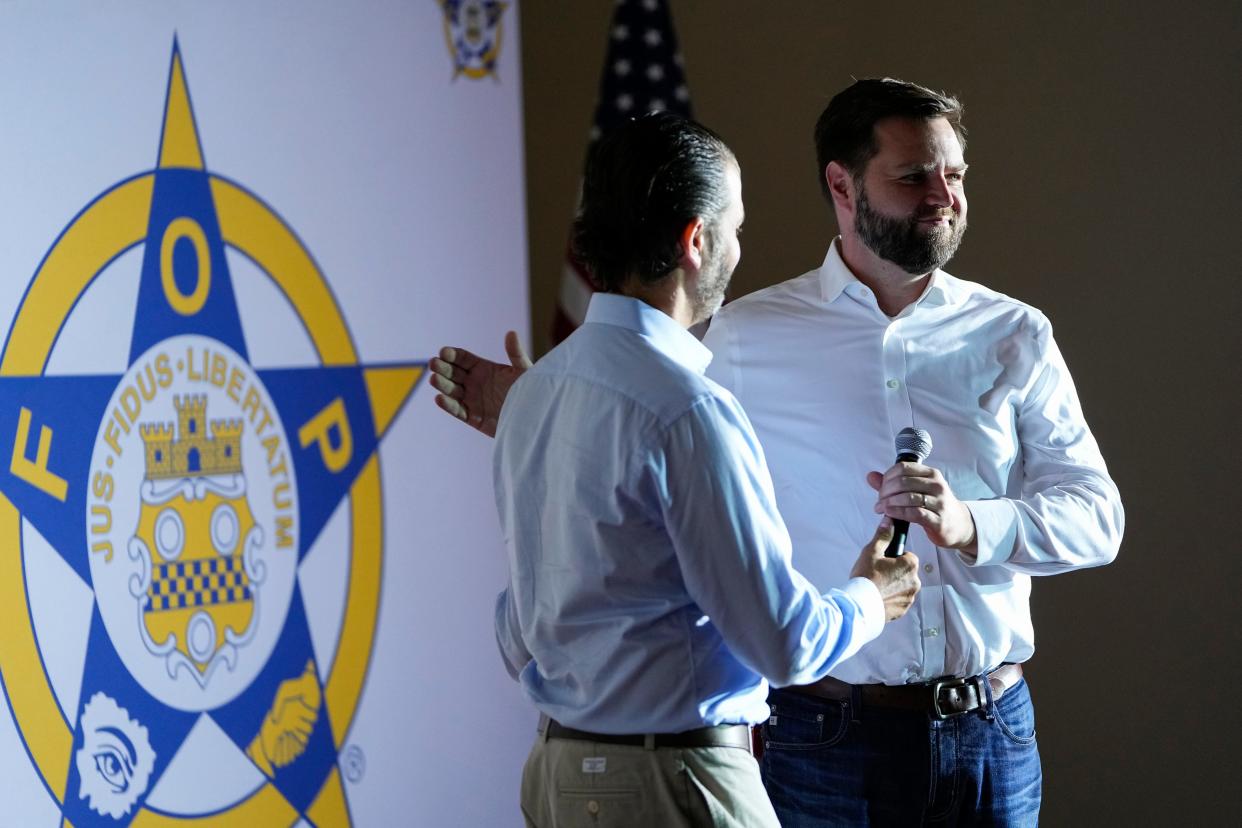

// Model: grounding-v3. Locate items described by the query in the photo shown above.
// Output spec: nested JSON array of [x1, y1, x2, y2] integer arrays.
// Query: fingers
[[871, 463, 947, 521], [871, 466, 939, 503], [875, 504, 934, 529], [877, 463, 939, 491], [291, 704, 317, 731], [434, 393, 469, 422], [429, 357, 465, 392], [874, 493, 935, 515], [435, 393, 488, 431], [867, 517, 895, 550], [874, 491, 938, 511], [504, 330, 533, 370], [896, 553, 921, 597], [437, 344, 484, 372], [295, 662, 322, 705], [878, 552, 922, 620], [428, 370, 465, 401], [881, 461, 936, 480]]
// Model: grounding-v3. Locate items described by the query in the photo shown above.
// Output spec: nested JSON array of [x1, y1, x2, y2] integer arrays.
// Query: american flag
[[550, 0, 693, 345]]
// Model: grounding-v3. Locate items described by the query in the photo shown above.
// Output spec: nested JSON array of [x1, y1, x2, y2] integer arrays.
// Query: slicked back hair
[[814, 78, 966, 199], [573, 112, 736, 293]]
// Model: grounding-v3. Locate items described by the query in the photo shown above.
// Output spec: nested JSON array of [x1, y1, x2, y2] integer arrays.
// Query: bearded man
[[699, 78, 1123, 825]]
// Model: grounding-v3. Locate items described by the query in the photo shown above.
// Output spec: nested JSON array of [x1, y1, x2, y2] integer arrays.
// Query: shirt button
[[886, 379, 899, 389], [925, 627, 940, 637], [587, 800, 600, 815], [924, 564, 934, 573]]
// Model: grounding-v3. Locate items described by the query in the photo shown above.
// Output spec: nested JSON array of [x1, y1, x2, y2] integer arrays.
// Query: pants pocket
[[762, 696, 849, 751], [993, 680, 1037, 745]]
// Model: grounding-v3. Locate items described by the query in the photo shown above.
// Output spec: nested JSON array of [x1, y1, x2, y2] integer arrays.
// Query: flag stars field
[[552, 0, 693, 342]]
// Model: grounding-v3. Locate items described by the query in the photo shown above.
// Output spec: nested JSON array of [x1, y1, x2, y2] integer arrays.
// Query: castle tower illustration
[[140, 394, 242, 479], [134, 394, 258, 677]]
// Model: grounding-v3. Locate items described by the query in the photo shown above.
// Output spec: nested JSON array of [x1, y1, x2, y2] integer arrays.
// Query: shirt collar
[[818, 237, 963, 308], [584, 293, 714, 375]]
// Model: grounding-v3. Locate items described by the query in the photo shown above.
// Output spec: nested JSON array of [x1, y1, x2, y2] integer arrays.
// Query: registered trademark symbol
[[344, 744, 366, 783]]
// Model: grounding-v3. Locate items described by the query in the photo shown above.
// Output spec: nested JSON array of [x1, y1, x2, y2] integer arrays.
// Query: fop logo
[[0, 40, 422, 826], [440, 0, 508, 79]]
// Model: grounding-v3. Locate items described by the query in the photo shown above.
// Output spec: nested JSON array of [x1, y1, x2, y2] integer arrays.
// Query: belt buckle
[[929, 676, 976, 720]]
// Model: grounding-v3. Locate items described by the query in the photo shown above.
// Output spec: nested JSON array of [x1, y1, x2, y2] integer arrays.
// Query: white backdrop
[[0, 2, 532, 826]]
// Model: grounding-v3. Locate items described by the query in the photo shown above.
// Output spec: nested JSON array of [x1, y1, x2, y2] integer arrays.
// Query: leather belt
[[791, 663, 1024, 720], [543, 718, 753, 751]]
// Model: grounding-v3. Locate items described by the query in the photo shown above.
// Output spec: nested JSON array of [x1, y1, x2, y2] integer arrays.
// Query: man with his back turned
[[482, 113, 920, 827]]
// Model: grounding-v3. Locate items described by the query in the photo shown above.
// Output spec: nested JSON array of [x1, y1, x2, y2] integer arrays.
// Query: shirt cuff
[[963, 499, 1021, 567], [841, 576, 886, 645]]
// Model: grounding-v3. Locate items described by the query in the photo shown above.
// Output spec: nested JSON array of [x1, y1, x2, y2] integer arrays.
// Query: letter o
[[160, 216, 211, 315]]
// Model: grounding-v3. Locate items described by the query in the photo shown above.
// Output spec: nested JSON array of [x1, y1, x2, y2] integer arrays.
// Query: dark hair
[[814, 78, 966, 198], [572, 112, 736, 293]]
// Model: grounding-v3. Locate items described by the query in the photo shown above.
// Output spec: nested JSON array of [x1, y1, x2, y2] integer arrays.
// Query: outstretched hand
[[429, 331, 532, 438]]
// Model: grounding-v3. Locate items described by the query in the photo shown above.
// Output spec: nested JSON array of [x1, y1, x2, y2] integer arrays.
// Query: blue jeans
[[760, 679, 1041, 826]]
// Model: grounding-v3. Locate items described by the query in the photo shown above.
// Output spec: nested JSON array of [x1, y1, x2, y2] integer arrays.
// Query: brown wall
[[520, 2, 1241, 821]]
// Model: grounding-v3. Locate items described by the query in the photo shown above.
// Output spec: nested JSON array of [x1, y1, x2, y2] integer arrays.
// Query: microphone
[[884, 427, 934, 558]]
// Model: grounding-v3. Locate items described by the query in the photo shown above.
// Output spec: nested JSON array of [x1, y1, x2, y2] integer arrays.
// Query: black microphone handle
[[883, 450, 923, 557]]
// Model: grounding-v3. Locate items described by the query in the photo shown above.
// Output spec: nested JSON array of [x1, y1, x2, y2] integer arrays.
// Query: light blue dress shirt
[[492, 293, 883, 734]]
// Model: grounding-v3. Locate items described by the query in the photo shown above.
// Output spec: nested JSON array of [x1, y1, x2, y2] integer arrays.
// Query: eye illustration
[[75, 693, 156, 818], [92, 752, 131, 793], [91, 726, 138, 794]]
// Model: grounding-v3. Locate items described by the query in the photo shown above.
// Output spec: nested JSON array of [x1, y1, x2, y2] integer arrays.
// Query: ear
[[825, 161, 855, 213], [678, 216, 707, 273]]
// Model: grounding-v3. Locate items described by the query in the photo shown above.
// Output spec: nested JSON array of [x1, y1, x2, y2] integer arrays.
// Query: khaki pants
[[520, 728, 780, 828]]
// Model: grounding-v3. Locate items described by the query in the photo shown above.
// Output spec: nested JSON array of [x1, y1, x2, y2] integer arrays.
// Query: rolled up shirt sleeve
[[964, 324, 1124, 574], [659, 394, 886, 688]]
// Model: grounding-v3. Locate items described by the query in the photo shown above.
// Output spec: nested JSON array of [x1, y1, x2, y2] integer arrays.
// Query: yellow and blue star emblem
[[0, 39, 422, 826]]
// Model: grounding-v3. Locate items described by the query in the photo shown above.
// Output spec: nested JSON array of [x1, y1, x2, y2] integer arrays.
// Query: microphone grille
[[895, 427, 933, 462]]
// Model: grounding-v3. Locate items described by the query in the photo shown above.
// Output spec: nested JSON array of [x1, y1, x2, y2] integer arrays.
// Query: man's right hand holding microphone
[[852, 520, 922, 621]]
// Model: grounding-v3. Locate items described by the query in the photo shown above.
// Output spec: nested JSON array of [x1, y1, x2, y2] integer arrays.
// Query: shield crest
[[129, 393, 265, 686]]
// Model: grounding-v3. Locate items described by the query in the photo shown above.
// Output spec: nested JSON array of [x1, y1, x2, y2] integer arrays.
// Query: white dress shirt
[[703, 240, 1124, 685], [492, 293, 885, 733]]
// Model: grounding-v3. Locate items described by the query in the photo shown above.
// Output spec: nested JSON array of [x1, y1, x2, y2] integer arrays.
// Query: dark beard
[[692, 228, 731, 322], [855, 184, 966, 275]]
